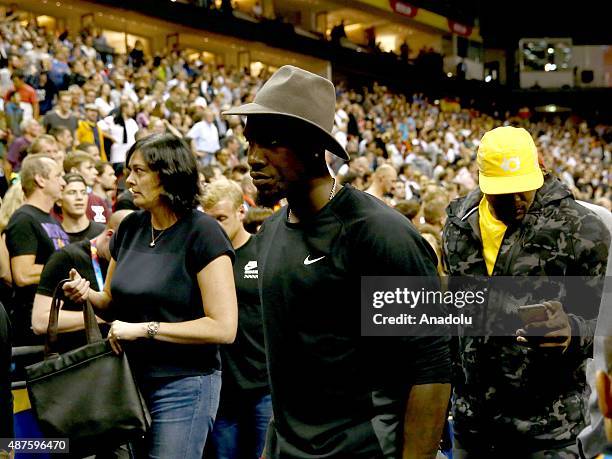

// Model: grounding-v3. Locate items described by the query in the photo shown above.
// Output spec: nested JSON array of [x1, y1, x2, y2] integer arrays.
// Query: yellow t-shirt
[[76, 120, 108, 162], [479, 197, 507, 275]]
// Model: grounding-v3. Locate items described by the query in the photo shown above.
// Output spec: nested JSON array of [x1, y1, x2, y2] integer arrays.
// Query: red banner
[[447, 19, 473, 37], [389, 0, 418, 18]]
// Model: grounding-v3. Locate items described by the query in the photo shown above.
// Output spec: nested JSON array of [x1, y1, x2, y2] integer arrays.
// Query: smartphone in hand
[[517, 304, 548, 325], [517, 304, 550, 345]]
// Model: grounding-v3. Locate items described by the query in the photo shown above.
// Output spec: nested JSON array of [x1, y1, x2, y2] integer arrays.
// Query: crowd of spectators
[[0, 5, 611, 458], [0, 5, 610, 337]]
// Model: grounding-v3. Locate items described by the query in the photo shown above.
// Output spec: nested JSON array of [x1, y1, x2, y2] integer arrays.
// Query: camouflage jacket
[[442, 174, 610, 452]]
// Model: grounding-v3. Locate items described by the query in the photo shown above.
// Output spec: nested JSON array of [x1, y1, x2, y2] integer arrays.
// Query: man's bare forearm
[[402, 383, 451, 459], [14, 264, 43, 287]]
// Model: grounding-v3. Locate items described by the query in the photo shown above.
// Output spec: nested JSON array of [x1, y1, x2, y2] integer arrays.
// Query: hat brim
[[479, 169, 544, 195], [223, 103, 349, 161]]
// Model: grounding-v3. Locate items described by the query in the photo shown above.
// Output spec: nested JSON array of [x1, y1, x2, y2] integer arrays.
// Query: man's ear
[[33, 173, 46, 190], [596, 370, 612, 418], [238, 204, 247, 222], [70, 167, 78, 174]]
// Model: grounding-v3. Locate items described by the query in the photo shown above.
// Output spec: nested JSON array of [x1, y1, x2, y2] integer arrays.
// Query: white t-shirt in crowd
[[101, 116, 139, 164], [188, 120, 220, 154], [95, 98, 115, 117]]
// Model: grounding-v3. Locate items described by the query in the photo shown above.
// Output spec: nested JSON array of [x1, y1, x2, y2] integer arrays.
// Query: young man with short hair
[[92, 160, 116, 205], [224, 66, 451, 459], [42, 90, 78, 135], [57, 174, 105, 242], [76, 142, 101, 160], [64, 151, 98, 187], [4, 154, 69, 344], [203, 180, 271, 459], [64, 151, 111, 223], [391, 179, 407, 202], [49, 125, 74, 156]]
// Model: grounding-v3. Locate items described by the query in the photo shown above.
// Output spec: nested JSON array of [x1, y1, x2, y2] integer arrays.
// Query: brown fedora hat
[[222, 65, 349, 160]]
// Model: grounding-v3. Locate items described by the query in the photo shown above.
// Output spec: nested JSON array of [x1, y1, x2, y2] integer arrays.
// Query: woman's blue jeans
[[139, 371, 222, 459]]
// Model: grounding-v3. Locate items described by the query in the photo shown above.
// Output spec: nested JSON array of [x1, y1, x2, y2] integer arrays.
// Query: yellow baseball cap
[[477, 126, 544, 195]]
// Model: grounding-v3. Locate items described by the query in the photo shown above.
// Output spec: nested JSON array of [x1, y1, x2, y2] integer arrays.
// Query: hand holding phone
[[517, 304, 548, 325], [515, 301, 571, 349]]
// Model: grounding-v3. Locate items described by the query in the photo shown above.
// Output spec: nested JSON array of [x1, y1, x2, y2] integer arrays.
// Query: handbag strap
[[45, 278, 104, 359]]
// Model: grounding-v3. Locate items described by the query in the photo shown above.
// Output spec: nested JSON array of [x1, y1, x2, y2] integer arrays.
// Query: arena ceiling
[[405, 0, 608, 47]]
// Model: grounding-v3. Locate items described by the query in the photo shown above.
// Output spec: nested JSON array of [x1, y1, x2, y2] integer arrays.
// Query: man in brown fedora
[[224, 65, 451, 459]]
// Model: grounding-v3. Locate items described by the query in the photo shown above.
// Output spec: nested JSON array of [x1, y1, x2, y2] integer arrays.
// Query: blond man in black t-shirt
[[203, 180, 271, 459], [5, 154, 69, 344]]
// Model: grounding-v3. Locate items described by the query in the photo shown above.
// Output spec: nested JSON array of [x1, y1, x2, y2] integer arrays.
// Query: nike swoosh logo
[[304, 255, 325, 265]]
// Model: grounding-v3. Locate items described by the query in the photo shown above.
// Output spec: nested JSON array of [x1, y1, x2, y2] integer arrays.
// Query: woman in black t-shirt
[[64, 133, 237, 459]]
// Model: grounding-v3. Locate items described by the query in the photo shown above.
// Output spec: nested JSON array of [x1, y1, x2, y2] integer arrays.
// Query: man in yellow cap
[[443, 126, 609, 457]]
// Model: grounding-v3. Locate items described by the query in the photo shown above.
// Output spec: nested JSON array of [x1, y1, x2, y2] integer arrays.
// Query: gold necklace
[[288, 177, 337, 222], [150, 226, 166, 247]]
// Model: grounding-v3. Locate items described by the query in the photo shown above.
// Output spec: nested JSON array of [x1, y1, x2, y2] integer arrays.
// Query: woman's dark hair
[[126, 133, 199, 215]]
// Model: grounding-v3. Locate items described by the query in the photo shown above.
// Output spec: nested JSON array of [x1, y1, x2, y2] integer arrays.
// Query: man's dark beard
[[494, 209, 520, 226], [256, 188, 282, 208], [489, 202, 522, 225]]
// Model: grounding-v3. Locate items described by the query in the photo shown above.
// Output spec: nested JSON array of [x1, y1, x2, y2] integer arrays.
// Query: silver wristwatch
[[147, 321, 160, 339]]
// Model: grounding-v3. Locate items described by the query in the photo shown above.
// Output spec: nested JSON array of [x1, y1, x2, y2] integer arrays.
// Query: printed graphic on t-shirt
[[244, 261, 258, 279], [91, 205, 107, 223], [41, 223, 70, 250]]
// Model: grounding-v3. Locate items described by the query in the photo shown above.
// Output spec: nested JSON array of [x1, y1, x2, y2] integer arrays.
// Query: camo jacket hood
[[442, 174, 610, 451]]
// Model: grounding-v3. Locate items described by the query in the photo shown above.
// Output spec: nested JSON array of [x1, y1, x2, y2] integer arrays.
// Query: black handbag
[[25, 279, 151, 454]]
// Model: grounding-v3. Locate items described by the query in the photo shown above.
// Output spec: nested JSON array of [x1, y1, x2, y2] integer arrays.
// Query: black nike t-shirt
[[109, 209, 234, 378], [66, 221, 105, 243], [4, 204, 70, 344], [257, 185, 451, 459], [37, 239, 109, 352], [220, 235, 269, 400]]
